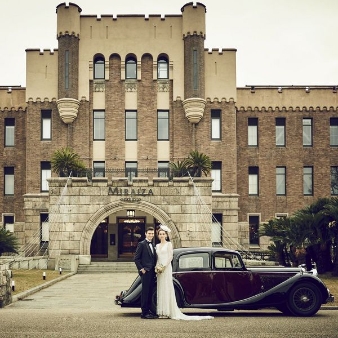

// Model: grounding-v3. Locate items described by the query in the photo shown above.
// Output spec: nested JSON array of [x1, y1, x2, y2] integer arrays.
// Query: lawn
[[10, 269, 62, 295]]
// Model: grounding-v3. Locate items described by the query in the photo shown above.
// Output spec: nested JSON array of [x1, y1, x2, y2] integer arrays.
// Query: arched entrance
[[81, 200, 180, 260]]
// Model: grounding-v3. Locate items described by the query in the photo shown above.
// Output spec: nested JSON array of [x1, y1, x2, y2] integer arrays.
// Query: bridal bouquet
[[155, 264, 165, 274]]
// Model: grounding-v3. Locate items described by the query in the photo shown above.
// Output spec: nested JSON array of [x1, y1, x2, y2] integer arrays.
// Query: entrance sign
[[108, 187, 154, 196]]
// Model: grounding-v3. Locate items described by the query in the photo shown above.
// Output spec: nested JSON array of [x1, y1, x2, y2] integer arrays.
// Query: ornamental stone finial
[[56, 98, 80, 124]]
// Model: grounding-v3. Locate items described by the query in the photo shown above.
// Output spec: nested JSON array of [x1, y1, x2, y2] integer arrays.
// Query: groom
[[134, 227, 158, 319]]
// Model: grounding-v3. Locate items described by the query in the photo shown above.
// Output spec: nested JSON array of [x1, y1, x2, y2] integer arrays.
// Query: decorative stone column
[[56, 98, 80, 124]]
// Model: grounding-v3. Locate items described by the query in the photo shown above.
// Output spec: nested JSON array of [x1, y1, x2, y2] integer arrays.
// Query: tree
[[0, 228, 18, 256], [293, 198, 333, 274], [169, 160, 189, 177], [51, 147, 87, 177], [185, 150, 211, 177]]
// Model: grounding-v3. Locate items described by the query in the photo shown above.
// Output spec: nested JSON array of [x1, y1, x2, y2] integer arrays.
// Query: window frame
[[303, 118, 313, 147], [40, 213, 49, 243], [4, 118, 15, 147], [157, 56, 168, 79], [248, 215, 260, 246], [303, 166, 313, 196], [125, 56, 137, 79], [158, 161, 169, 177], [4, 167, 14, 196], [41, 161, 51, 192], [211, 161, 222, 192], [41, 110, 52, 141], [3, 214, 14, 232], [93, 110, 105, 141], [212, 213, 223, 247], [248, 166, 259, 195], [125, 110, 137, 141], [275, 117, 286, 147], [125, 162, 138, 181], [211, 110, 221, 140], [276, 166, 286, 195], [157, 110, 169, 141], [93, 161, 105, 177], [330, 166, 338, 195], [330, 117, 338, 146], [248, 118, 258, 146], [94, 56, 105, 79]]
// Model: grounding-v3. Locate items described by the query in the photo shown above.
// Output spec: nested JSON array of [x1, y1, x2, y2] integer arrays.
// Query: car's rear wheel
[[286, 282, 322, 317]]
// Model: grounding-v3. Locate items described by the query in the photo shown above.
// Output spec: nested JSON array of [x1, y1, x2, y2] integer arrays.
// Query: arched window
[[157, 56, 168, 79], [94, 56, 105, 79], [126, 56, 137, 79]]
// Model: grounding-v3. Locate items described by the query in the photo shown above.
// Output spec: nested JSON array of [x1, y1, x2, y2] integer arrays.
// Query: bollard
[[59, 267, 62, 275], [43, 271, 46, 280], [11, 280, 15, 292]]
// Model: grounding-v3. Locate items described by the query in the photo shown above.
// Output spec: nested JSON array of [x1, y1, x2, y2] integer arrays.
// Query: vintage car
[[115, 247, 334, 317]]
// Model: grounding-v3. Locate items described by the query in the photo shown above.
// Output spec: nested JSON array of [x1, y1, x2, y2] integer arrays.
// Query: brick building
[[0, 2, 337, 264]]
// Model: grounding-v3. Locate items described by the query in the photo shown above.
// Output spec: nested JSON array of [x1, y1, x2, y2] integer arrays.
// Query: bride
[[155, 225, 213, 320]]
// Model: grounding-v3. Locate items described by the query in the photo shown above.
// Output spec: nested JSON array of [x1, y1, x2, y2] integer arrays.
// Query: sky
[[1, 0, 337, 88]]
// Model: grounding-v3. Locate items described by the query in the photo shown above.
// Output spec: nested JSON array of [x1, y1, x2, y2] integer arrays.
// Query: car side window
[[178, 253, 210, 271], [214, 253, 243, 270]]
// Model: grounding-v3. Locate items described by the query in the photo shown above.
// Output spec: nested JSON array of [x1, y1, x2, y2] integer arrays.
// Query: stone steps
[[77, 262, 136, 274]]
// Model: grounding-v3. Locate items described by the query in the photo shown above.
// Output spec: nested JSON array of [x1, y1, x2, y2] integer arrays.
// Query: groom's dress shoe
[[141, 313, 156, 319], [149, 311, 159, 318]]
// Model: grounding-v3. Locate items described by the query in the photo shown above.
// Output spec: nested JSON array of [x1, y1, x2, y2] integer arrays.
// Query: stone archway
[[80, 200, 181, 256]]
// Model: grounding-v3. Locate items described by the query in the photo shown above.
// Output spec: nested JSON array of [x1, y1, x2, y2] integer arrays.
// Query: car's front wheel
[[286, 282, 322, 317]]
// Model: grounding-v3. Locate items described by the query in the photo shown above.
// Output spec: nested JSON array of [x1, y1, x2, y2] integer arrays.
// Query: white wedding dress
[[155, 241, 213, 320]]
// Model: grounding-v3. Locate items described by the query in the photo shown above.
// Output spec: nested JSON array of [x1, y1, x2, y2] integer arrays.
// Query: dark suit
[[134, 239, 157, 315]]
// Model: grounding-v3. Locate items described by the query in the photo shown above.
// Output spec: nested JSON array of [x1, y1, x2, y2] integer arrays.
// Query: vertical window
[[157, 56, 168, 79], [126, 56, 137, 79], [65, 50, 69, 89], [93, 161, 105, 177], [303, 166, 313, 195], [276, 117, 285, 146], [93, 110, 105, 140], [249, 166, 259, 195], [158, 162, 169, 177], [212, 214, 222, 246], [331, 166, 338, 195], [157, 110, 169, 140], [193, 49, 198, 90], [303, 118, 313, 146], [248, 118, 258, 146], [249, 215, 260, 245], [126, 110, 137, 140], [125, 162, 137, 181], [4, 167, 14, 195], [330, 118, 338, 146], [211, 110, 221, 140], [41, 162, 51, 192], [40, 213, 49, 243], [276, 166, 286, 195], [94, 56, 105, 79], [3, 215, 14, 232], [5, 118, 15, 147], [41, 110, 51, 140], [211, 161, 222, 192]]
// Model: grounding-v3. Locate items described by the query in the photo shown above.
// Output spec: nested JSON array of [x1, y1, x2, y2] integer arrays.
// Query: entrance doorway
[[118, 218, 145, 258], [90, 219, 108, 259]]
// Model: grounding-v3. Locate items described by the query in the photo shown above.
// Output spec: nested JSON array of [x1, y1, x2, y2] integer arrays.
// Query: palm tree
[[293, 198, 333, 274], [169, 160, 189, 177], [0, 228, 18, 256], [51, 147, 87, 177], [323, 197, 338, 276], [185, 150, 211, 177]]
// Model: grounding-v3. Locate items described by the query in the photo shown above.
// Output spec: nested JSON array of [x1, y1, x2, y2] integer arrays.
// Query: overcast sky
[[1, 0, 337, 87]]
